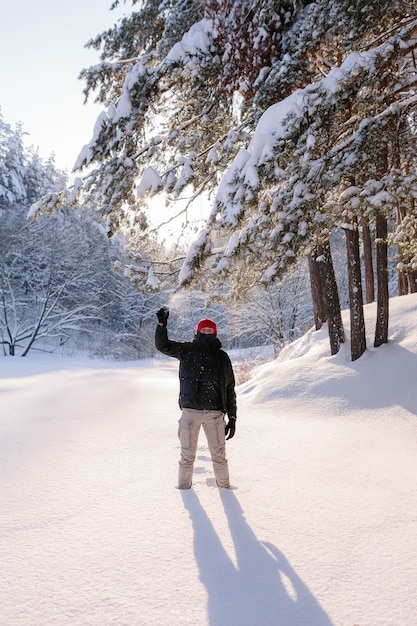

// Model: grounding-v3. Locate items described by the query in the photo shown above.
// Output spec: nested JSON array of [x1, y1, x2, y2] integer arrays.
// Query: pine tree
[[180, 0, 417, 357]]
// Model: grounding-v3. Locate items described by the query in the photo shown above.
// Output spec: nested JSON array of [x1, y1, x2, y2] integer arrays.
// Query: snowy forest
[[3, 0, 417, 359]]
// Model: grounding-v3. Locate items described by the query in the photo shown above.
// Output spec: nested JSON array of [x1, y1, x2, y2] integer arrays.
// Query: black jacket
[[155, 325, 237, 418]]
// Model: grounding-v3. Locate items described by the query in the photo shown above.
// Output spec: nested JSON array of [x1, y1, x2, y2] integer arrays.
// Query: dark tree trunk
[[409, 272, 417, 293], [361, 217, 374, 303], [317, 241, 345, 355], [308, 251, 326, 330], [398, 270, 408, 296], [345, 220, 366, 361], [374, 214, 389, 347]]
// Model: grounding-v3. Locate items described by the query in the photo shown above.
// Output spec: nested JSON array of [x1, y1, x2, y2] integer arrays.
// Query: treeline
[[0, 112, 161, 357], [1, 111, 319, 357]]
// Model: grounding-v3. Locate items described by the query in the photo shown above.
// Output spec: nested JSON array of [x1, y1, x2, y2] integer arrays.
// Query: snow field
[[1, 294, 417, 625]]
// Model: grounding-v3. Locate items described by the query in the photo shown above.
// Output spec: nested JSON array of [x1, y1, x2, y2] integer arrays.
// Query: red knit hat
[[196, 318, 217, 336]]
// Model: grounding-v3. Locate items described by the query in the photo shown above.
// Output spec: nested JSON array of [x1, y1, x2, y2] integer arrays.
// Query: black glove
[[225, 418, 236, 440], [156, 306, 169, 325]]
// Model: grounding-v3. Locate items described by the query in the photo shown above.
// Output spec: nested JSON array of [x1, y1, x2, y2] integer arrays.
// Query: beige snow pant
[[177, 408, 230, 489]]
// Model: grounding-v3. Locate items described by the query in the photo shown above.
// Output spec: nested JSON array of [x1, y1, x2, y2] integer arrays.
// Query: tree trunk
[[345, 221, 366, 361], [317, 241, 345, 355], [374, 214, 389, 347], [398, 270, 408, 296], [308, 251, 326, 330], [361, 217, 374, 303], [409, 272, 417, 293]]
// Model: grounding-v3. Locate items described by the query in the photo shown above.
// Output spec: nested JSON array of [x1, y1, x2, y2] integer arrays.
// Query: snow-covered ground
[[1, 294, 417, 626]]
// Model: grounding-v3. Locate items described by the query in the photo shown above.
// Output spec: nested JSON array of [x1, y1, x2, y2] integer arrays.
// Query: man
[[155, 306, 237, 489]]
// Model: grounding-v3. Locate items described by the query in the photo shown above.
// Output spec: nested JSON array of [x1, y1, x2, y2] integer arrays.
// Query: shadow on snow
[[181, 489, 333, 626]]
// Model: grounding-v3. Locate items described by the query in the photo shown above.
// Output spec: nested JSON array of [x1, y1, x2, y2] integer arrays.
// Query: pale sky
[[0, 0, 127, 172]]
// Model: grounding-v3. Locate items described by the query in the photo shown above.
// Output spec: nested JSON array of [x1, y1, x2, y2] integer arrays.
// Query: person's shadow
[[181, 490, 334, 626]]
